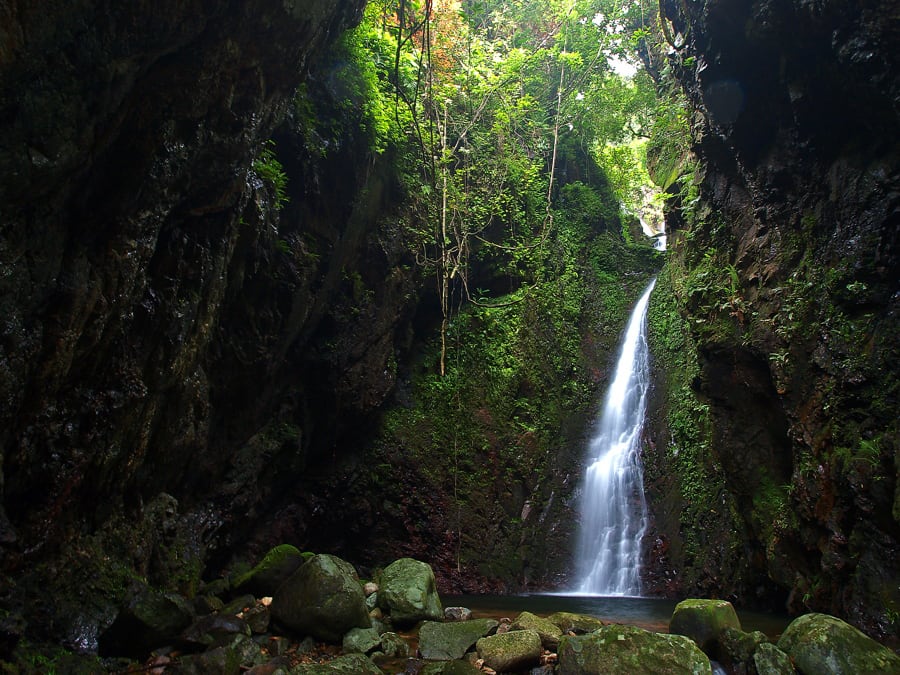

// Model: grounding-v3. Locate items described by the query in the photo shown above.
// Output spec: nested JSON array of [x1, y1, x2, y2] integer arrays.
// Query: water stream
[[573, 279, 656, 596]]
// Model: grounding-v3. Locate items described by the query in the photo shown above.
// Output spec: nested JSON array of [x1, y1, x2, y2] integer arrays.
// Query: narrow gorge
[[0, 0, 897, 670]]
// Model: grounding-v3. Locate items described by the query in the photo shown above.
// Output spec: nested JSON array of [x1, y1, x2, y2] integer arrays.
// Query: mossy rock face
[[476, 629, 542, 673], [777, 613, 900, 675], [669, 599, 741, 656], [547, 611, 606, 634], [511, 611, 564, 649], [753, 642, 795, 675], [233, 544, 305, 597], [270, 554, 370, 642], [377, 558, 443, 627], [557, 624, 712, 675], [290, 652, 384, 674], [418, 618, 499, 660]]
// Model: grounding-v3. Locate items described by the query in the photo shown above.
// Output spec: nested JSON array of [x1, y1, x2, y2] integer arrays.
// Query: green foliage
[[252, 140, 288, 210]]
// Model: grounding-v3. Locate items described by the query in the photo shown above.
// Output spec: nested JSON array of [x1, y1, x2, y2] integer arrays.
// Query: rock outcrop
[[645, 0, 899, 643], [0, 0, 433, 651]]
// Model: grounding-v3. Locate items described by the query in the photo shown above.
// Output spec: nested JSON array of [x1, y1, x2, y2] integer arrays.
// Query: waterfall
[[574, 278, 656, 596]]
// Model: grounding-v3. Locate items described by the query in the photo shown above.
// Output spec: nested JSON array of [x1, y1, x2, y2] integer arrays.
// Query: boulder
[[557, 624, 712, 674], [444, 606, 473, 622], [166, 645, 242, 674], [511, 611, 564, 649], [777, 613, 900, 675], [379, 631, 410, 658], [377, 558, 443, 626], [290, 653, 384, 674], [180, 613, 250, 649], [753, 642, 795, 675], [669, 599, 741, 656], [547, 611, 606, 634], [98, 588, 194, 657], [233, 545, 307, 597], [419, 661, 483, 674], [342, 626, 382, 654], [270, 554, 370, 642], [418, 618, 499, 660], [476, 629, 542, 673], [718, 627, 769, 674]]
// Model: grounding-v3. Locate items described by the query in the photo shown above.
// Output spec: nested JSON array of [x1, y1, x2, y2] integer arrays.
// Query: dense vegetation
[[274, 0, 670, 588]]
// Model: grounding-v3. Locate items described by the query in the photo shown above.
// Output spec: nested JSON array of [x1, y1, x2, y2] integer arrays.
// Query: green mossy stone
[[557, 624, 712, 675], [98, 588, 193, 657], [377, 558, 443, 627], [476, 629, 542, 673], [290, 653, 384, 674], [547, 611, 606, 634], [270, 554, 370, 643], [777, 613, 900, 675], [418, 618, 499, 660], [669, 599, 741, 656], [168, 645, 243, 674], [718, 627, 769, 672], [753, 642, 795, 675], [233, 544, 306, 597], [511, 611, 564, 649], [379, 631, 410, 658], [419, 660, 483, 674], [342, 626, 382, 654]]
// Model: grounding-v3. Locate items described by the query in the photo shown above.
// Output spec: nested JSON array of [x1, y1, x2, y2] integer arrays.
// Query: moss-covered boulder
[[290, 653, 384, 674], [378, 631, 410, 658], [718, 627, 770, 673], [476, 629, 542, 672], [418, 618, 499, 660], [98, 587, 194, 657], [777, 613, 900, 674], [547, 611, 606, 634], [511, 611, 564, 649], [168, 644, 243, 674], [270, 554, 370, 642], [233, 544, 307, 597], [419, 660, 483, 674], [180, 613, 250, 649], [557, 624, 712, 674], [342, 626, 382, 654], [754, 642, 795, 675], [669, 599, 741, 656], [377, 558, 443, 626]]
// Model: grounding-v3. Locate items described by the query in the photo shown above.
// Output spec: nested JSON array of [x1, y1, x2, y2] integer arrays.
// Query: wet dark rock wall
[[646, 0, 899, 642], [0, 0, 435, 650]]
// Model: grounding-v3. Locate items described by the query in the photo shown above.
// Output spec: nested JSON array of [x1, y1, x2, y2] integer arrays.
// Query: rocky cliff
[[645, 0, 898, 643], [0, 0, 437, 650]]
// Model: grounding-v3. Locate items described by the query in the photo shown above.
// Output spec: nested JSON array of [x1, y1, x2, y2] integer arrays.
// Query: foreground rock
[[547, 611, 606, 634], [377, 558, 443, 626], [418, 618, 499, 660], [98, 587, 193, 657], [557, 624, 712, 674], [476, 629, 543, 672], [290, 653, 384, 674], [777, 613, 900, 674], [270, 554, 370, 642], [233, 544, 308, 597], [669, 598, 741, 657], [511, 611, 563, 649]]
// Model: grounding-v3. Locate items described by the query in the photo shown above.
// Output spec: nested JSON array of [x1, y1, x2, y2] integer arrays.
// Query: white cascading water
[[574, 278, 656, 596]]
